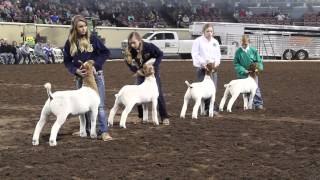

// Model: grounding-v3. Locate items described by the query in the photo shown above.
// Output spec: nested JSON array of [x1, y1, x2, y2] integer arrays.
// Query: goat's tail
[[224, 83, 230, 88], [44, 83, 53, 100], [185, 81, 193, 88], [115, 93, 119, 98]]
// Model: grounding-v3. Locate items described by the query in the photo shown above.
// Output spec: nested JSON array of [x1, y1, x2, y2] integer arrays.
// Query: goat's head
[[247, 63, 259, 77], [142, 63, 155, 77], [204, 63, 216, 75], [132, 58, 156, 77], [81, 60, 96, 75]]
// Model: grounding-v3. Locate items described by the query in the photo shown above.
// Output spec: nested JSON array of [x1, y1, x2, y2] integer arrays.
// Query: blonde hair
[[68, 15, 93, 57], [242, 35, 250, 44], [127, 32, 143, 64]]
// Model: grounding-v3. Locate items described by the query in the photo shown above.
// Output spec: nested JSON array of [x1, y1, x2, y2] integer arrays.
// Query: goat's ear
[[145, 58, 156, 65]]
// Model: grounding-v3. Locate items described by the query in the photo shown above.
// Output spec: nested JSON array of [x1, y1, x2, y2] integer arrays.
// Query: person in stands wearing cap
[[63, 15, 112, 141]]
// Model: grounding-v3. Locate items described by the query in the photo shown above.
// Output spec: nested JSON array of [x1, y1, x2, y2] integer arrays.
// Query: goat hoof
[[32, 140, 39, 146], [80, 132, 87, 138], [49, 140, 57, 146], [180, 116, 185, 119], [192, 116, 198, 119], [227, 109, 232, 113], [120, 125, 127, 129], [90, 134, 97, 139], [219, 108, 223, 112]]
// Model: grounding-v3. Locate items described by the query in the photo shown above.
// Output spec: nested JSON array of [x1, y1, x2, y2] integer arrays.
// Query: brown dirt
[[0, 61, 320, 179]]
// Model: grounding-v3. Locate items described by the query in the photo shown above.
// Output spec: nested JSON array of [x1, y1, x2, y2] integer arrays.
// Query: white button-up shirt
[[241, 45, 250, 53], [191, 35, 221, 68]]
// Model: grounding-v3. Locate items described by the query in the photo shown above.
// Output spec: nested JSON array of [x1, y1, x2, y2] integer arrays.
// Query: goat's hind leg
[[180, 90, 190, 119], [49, 113, 68, 146], [108, 98, 120, 127], [32, 101, 51, 146], [227, 92, 240, 112], [119, 103, 135, 129], [192, 98, 201, 119], [219, 87, 230, 112]]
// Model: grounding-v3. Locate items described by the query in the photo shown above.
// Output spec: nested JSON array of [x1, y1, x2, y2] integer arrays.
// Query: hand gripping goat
[[180, 63, 217, 119], [108, 59, 159, 128], [32, 60, 100, 146], [219, 63, 259, 112]]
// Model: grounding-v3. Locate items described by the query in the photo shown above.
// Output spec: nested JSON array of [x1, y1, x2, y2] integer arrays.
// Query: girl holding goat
[[63, 15, 112, 141], [191, 23, 222, 118], [124, 32, 170, 126]]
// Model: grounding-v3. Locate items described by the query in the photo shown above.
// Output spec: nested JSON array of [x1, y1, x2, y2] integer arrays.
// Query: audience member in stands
[[43, 43, 55, 64], [20, 43, 32, 64], [34, 42, 49, 64], [12, 41, 21, 64]]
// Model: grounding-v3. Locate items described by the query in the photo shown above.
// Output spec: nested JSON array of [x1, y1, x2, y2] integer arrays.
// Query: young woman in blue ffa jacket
[[124, 32, 170, 125], [63, 15, 112, 141]]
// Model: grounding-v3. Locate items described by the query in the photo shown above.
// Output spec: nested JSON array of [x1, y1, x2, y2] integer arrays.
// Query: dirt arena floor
[[0, 61, 320, 179]]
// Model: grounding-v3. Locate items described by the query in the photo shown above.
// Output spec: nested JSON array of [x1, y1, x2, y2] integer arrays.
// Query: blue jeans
[[196, 68, 218, 112], [76, 71, 108, 135], [253, 77, 264, 108], [136, 68, 169, 121], [242, 76, 264, 108]]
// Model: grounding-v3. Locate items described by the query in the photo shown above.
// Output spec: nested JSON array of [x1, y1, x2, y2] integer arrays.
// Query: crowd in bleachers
[[161, 0, 228, 28], [0, 0, 167, 27], [234, 8, 292, 25], [0, 38, 56, 64], [303, 13, 320, 26], [2, 0, 320, 28]]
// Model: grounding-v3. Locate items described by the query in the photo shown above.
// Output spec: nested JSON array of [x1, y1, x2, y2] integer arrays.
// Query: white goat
[[32, 60, 100, 146], [180, 63, 216, 119], [108, 59, 159, 128], [219, 63, 258, 112]]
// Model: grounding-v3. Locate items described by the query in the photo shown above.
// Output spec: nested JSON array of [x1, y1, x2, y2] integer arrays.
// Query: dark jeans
[[22, 54, 32, 64], [136, 68, 169, 121], [48, 54, 55, 64], [196, 68, 218, 112]]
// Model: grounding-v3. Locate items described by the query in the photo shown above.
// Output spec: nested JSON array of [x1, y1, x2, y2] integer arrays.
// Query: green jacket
[[233, 46, 263, 79]]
